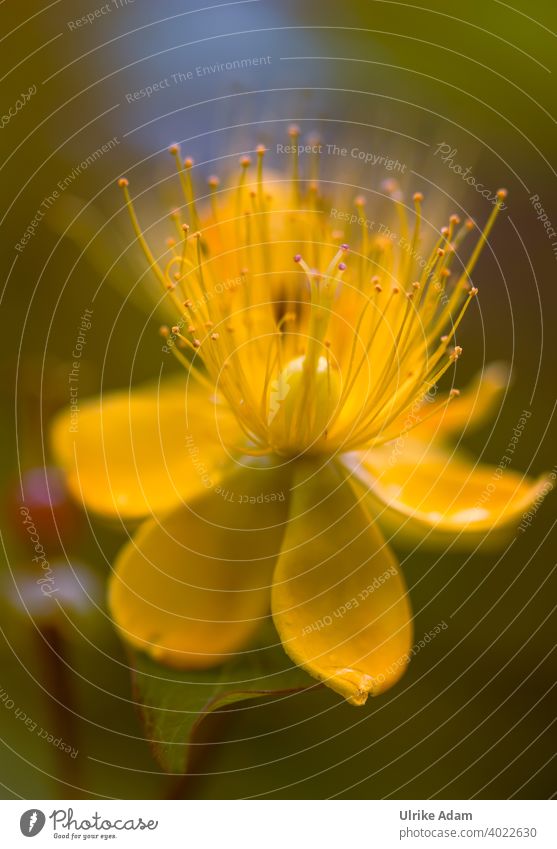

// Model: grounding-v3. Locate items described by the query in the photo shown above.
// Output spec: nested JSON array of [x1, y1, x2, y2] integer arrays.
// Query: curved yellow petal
[[109, 463, 290, 668], [271, 462, 412, 705], [404, 362, 510, 445], [51, 378, 242, 519], [343, 442, 551, 548]]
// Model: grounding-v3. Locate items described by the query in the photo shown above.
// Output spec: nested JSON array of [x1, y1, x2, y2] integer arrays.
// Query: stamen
[[288, 123, 301, 205], [169, 145, 200, 231], [118, 178, 183, 314], [457, 190, 507, 288]]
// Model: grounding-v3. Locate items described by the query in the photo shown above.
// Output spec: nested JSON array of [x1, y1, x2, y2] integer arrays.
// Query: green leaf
[[130, 625, 316, 773]]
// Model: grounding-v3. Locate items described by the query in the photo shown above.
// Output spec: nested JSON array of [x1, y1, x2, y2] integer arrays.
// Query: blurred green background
[[0, 0, 555, 799]]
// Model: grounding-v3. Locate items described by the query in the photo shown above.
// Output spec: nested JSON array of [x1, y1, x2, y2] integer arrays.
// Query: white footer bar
[[1, 799, 555, 848]]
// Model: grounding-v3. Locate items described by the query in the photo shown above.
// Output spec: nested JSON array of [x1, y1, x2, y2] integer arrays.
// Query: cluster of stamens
[[118, 129, 506, 458]]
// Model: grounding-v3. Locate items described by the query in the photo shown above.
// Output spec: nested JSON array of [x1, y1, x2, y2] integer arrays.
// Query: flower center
[[118, 128, 506, 458], [267, 354, 342, 455]]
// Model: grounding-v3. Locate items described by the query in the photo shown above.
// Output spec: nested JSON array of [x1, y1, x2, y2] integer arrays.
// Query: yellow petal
[[343, 442, 551, 548], [51, 379, 241, 519], [109, 464, 290, 668], [272, 462, 412, 705], [406, 362, 510, 444]]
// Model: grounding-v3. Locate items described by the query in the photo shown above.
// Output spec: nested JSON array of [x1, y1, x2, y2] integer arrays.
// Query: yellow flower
[[52, 130, 549, 706]]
